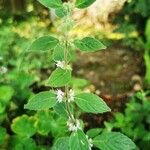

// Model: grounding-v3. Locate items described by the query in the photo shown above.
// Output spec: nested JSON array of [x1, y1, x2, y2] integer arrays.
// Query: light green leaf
[[11, 115, 36, 137], [69, 130, 89, 150], [75, 93, 111, 114], [53, 102, 68, 118], [28, 36, 59, 52], [55, 6, 68, 18], [24, 91, 57, 110], [75, 0, 96, 9], [52, 137, 70, 150], [35, 111, 53, 135], [0, 85, 14, 103], [93, 132, 136, 150], [38, 0, 63, 9], [74, 37, 106, 52], [53, 44, 65, 61], [52, 44, 72, 61], [48, 68, 71, 87], [0, 127, 6, 145]]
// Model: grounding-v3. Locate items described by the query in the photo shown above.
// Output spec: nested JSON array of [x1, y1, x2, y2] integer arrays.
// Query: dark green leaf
[[38, 0, 63, 9], [75, 93, 111, 114], [86, 128, 102, 139], [74, 37, 106, 52], [28, 36, 59, 52], [24, 91, 57, 110], [0, 127, 6, 145], [8, 136, 36, 150], [48, 68, 71, 87], [93, 132, 136, 150], [69, 130, 89, 150], [36, 111, 53, 135], [75, 0, 96, 9], [53, 137, 70, 150]]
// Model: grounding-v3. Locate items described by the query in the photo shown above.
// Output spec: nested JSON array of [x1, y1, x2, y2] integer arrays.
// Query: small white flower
[[0, 66, 8, 74], [86, 135, 93, 150], [56, 90, 64, 103], [67, 118, 81, 132], [68, 89, 75, 103], [56, 61, 72, 70], [56, 61, 66, 69]]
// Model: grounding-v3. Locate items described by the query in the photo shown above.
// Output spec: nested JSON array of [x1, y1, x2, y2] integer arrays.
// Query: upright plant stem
[[64, 19, 74, 121]]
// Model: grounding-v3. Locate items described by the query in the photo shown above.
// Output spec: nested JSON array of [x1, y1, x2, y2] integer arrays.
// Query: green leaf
[[75, 93, 111, 114], [52, 137, 70, 150], [11, 115, 36, 137], [0, 127, 6, 145], [69, 130, 89, 150], [93, 132, 136, 150], [75, 0, 96, 9], [55, 6, 68, 18], [48, 68, 71, 87], [52, 44, 72, 61], [38, 0, 63, 9], [74, 37, 106, 52], [24, 91, 57, 110], [35, 111, 53, 135], [54, 102, 74, 118], [28, 36, 59, 52], [54, 102, 68, 118], [8, 136, 37, 150], [0, 85, 14, 103], [53, 44, 65, 61], [86, 128, 102, 139]]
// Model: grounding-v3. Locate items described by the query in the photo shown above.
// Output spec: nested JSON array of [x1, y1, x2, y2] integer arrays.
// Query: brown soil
[[73, 46, 144, 127]]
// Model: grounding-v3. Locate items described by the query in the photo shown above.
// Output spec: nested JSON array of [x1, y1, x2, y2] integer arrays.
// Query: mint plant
[[24, 0, 136, 149]]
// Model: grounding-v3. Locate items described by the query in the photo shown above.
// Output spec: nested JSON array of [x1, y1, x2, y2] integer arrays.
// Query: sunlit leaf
[[74, 37, 106, 52]]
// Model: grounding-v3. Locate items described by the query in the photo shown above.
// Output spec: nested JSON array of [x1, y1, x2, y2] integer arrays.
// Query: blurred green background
[[0, 0, 150, 149]]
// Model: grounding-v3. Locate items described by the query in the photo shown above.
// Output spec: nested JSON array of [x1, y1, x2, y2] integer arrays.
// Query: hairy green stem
[[63, 17, 74, 121]]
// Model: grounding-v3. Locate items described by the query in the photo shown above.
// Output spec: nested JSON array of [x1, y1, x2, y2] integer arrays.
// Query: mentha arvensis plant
[[24, 0, 136, 149]]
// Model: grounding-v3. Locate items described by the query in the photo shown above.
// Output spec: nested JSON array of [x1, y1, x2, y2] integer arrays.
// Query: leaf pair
[[29, 36, 106, 53], [24, 91, 110, 115], [52, 130, 136, 150]]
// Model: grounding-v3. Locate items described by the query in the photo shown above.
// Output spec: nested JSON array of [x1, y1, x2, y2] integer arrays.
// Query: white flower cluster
[[56, 89, 75, 103], [86, 135, 93, 150], [56, 90, 64, 103], [56, 61, 71, 70], [56, 61, 66, 69], [0, 66, 8, 74], [67, 118, 81, 132], [68, 89, 75, 102]]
